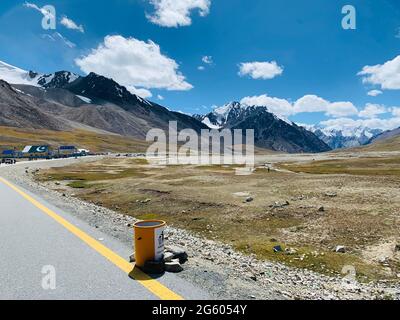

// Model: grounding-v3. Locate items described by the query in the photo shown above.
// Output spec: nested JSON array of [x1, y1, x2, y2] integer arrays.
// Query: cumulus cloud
[[146, 0, 211, 27], [126, 86, 153, 99], [367, 89, 383, 97], [157, 94, 164, 100], [239, 61, 283, 80], [240, 94, 358, 118], [358, 55, 400, 90], [358, 103, 387, 119], [60, 16, 84, 33], [197, 66, 205, 71], [75, 35, 193, 93], [240, 94, 293, 118], [391, 107, 400, 117]]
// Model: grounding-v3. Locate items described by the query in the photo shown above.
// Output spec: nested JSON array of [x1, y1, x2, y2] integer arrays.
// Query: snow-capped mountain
[[0, 60, 41, 86], [0, 60, 80, 89], [195, 101, 292, 129], [305, 125, 383, 149], [195, 102, 331, 153]]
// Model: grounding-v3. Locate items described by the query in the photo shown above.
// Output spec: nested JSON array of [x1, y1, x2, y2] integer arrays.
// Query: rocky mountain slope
[[196, 102, 331, 153], [0, 80, 68, 131], [0, 60, 208, 140], [367, 127, 400, 145]]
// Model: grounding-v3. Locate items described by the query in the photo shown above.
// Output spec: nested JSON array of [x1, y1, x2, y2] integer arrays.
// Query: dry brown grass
[[0, 126, 149, 153], [36, 157, 400, 282]]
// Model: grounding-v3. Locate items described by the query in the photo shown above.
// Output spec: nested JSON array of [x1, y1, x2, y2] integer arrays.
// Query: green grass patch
[[67, 181, 92, 189], [281, 157, 400, 176]]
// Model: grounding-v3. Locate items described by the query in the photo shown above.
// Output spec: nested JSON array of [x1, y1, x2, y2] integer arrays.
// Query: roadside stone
[[165, 260, 183, 273], [164, 251, 174, 263], [245, 197, 254, 203], [318, 206, 325, 212], [285, 248, 297, 255], [165, 245, 188, 263], [395, 244, 400, 252], [324, 192, 337, 198], [270, 201, 290, 209], [335, 246, 346, 253]]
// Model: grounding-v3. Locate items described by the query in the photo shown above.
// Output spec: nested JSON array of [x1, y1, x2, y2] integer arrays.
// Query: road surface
[[0, 168, 210, 300]]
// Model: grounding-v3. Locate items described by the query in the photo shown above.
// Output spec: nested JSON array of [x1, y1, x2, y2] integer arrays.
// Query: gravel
[[1, 157, 400, 300]]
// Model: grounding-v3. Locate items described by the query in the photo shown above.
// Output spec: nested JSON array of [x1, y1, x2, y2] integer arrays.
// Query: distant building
[[1, 150, 15, 158], [58, 146, 78, 157]]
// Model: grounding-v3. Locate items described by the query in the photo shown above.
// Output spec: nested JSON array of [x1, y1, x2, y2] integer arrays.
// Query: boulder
[[324, 192, 337, 198], [335, 246, 346, 253], [165, 260, 183, 273], [165, 245, 188, 263], [163, 251, 174, 263], [245, 197, 254, 203]]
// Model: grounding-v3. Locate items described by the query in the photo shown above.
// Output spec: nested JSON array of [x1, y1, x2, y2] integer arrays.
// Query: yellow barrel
[[134, 220, 166, 268]]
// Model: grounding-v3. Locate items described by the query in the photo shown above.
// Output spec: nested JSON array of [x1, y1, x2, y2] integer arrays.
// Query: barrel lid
[[134, 220, 166, 228]]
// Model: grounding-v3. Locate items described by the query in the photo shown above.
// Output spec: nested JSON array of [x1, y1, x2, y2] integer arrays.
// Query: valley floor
[[1, 154, 400, 300]]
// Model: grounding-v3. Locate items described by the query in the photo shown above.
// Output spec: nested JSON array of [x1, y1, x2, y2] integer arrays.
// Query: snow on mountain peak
[[0, 60, 41, 86]]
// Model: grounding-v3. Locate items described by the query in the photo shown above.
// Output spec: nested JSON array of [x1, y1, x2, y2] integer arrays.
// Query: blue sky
[[1, 0, 400, 131]]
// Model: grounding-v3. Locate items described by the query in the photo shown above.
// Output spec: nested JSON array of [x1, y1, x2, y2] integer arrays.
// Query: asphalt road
[[0, 169, 210, 300]]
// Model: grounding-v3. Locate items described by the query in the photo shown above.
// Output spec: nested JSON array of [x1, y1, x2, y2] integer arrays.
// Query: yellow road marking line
[[0, 177, 183, 301]]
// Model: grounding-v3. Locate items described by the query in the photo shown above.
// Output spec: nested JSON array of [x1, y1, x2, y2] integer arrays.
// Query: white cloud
[[367, 89, 383, 97], [358, 103, 387, 119], [240, 94, 358, 119], [358, 55, 400, 90], [126, 86, 153, 99], [197, 66, 205, 71], [240, 94, 293, 118], [60, 16, 84, 33], [157, 94, 164, 100], [147, 0, 211, 27], [391, 107, 400, 117], [293, 95, 357, 117], [41, 32, 76, 48], [238, 61, 283, 80], [202, 55, 213, 64], [326, 102, 359, 117], [293, 95, 329, 113], [75, 35, 193, 93]]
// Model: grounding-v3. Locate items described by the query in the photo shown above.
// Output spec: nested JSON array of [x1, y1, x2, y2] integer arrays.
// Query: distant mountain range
[[2, 59, 394, 154], [0, 60, 207, 140], [305, 125, 383, 149]]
